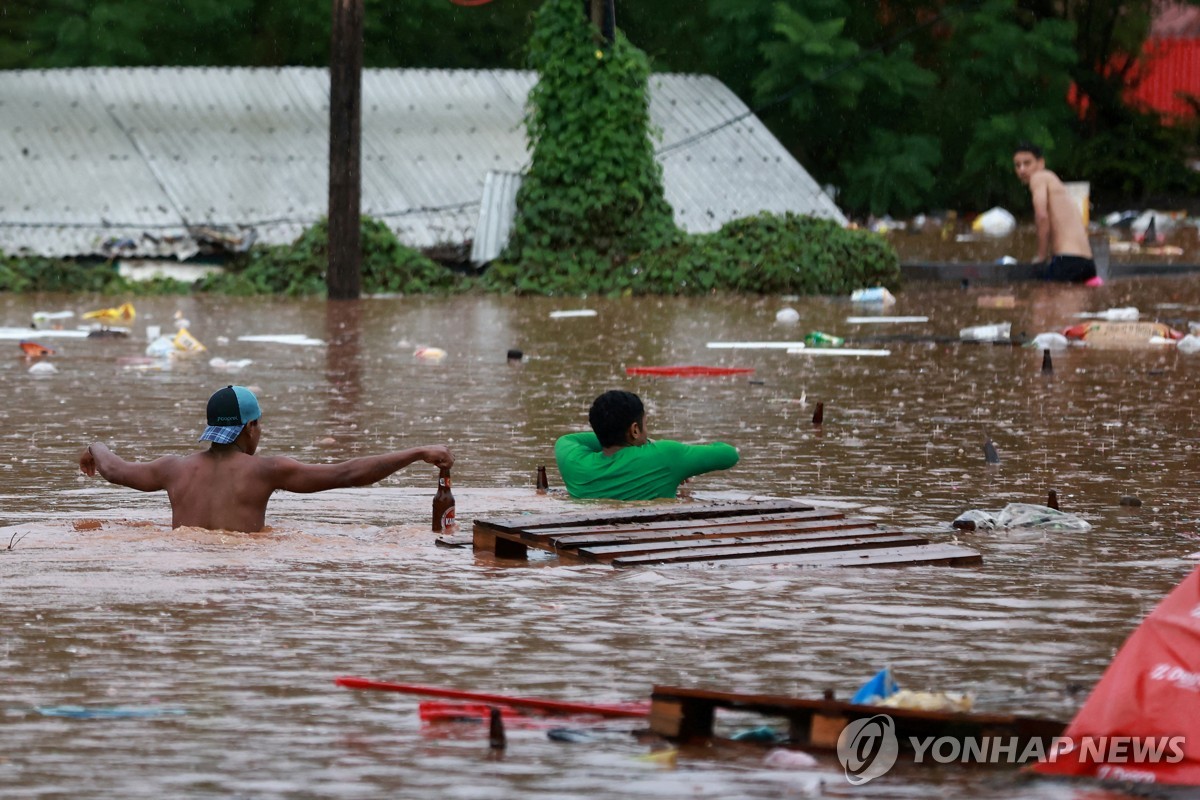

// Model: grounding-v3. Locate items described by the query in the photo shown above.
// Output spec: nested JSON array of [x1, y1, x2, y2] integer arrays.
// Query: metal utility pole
[[328, 0, 363, 300], [587, 0, 615, 44]]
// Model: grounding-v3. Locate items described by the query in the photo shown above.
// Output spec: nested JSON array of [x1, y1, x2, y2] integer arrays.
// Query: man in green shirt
[[555, 390, 739, 500]]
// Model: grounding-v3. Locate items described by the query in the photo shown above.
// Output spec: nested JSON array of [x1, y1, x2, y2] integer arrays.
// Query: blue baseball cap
[[199, 385, 261, 445]]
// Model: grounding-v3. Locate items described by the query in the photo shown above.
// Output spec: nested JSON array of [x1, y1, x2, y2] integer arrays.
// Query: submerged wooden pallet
[[471, 499, 981, 568], [650, 685, 1065, 751]]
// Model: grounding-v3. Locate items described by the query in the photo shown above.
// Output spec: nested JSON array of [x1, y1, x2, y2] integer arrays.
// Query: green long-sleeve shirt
[[554, 432, 739, 500]]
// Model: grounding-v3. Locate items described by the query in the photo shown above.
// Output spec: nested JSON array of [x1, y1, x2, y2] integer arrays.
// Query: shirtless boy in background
[[1013, 143, 1097, 283]]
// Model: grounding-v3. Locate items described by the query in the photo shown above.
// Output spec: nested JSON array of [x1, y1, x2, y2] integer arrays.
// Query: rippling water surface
[[3, 279, 1200, 799]]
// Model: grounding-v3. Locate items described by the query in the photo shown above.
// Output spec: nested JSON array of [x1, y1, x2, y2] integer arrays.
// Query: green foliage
[[199, 216, 461, 297], [486, 212, 899, 296], [0, 255, 191, 294], [495, 0, 679, 286]]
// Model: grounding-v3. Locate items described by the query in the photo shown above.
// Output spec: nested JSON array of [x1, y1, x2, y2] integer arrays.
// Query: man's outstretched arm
[[267, 445, 454, 494], [79, 443, 176, 492]]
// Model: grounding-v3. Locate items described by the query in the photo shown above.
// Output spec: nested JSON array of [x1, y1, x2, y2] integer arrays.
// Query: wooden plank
[[579, 527, 912, 560], [471, 523, 529, 559], [545, 517, 879, 548], [476, 499, 814, 533], [609, 534, 927, 566], [624, 543, 981, 569], [649, 686, 1065, 745], [531, 508, 846, 537]]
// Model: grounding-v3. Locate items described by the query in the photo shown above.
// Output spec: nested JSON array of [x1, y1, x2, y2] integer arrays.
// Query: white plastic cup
[[146, 325, 161, 341]]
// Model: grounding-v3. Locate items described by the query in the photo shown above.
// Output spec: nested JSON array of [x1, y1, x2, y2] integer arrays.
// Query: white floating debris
[[959, 322, 1011, 341], [972, 206, 1017, 237], [1177, 334, 1200, 354], [1074, 307, 1140, 321], [1030, 332, 1070, 350], [549, 309, 598, 319], [707, 341, 808, 350], [209, 357, 253, 371], [849, 287, 896, 306], [31, 310, 75, 329], [775, 307, 800, 324], [845, 316, 928, 324], [237, 334, 325, 346], [0, 327, 88, 340], [28, 361, 58, 376], [787, 347, 891, 357], [414, 347, 447, 362]]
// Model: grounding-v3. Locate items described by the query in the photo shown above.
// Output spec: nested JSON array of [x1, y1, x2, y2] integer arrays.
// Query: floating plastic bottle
[[803, 331, 844, 348], [958, 322, 1011, 342]]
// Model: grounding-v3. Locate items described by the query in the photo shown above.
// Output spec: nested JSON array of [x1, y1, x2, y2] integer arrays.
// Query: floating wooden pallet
[[471, 499, 981, 568], [649, 685, 1065, 751]]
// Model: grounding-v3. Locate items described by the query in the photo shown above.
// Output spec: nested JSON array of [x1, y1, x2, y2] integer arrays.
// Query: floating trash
[[845, 316, 928, 324], [172, 327, 206, 353], [82, 302, 136, 327], [19, 341, 55, 357], [549, 310, 597, 319], [237, 334, 324, 346], [31, 310, 74, 329], [414, 347, 447, 362], [959, 322, 1011, 342], [849, 287, 896, 306], [1030, 332, 1070, 350], [27, 361, 57, 377], [1073, 307, 1140, 321], [787, 347, 890, 357], [35, 705, 187, 720], [209, 357, 253, 371], [775, 307, 800, 324], [971, 206, 1016, 237]]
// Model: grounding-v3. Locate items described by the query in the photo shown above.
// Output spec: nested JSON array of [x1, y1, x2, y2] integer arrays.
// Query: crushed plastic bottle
[[850, 287, 896, 306], [959, 322, 1011, 341], [804, 331, 844, 347]]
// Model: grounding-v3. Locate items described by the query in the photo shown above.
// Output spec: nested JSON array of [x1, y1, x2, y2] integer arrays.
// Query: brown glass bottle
[[432, 467, 456, 533], [535, 465, 549, 494]]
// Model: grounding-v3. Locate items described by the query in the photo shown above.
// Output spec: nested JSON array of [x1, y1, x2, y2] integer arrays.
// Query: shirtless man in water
[[1013, 143, 1097, 283], [79, 385, 453, 533]]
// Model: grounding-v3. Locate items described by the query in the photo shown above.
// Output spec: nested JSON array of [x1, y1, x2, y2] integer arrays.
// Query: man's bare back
[[79, 385, 453, 533]]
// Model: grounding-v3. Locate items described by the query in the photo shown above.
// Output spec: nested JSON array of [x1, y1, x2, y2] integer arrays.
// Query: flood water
[[3, 278, 1200, 799]]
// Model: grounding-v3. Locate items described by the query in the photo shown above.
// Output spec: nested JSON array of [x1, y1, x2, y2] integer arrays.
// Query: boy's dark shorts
[[1037, 255, 1097, 283]]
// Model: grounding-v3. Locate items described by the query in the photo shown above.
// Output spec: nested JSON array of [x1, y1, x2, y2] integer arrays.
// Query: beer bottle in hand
[[432, 467, 456, 533]]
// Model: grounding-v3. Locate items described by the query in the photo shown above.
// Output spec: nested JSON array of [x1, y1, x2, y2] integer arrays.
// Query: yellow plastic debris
[[172, 327, 206, 353], [82, 302, 136, 326]]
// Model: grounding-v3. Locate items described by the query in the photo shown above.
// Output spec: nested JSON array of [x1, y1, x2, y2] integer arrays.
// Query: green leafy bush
[[199, 216, 462, 296], [0, 255, 191, 295], [488, 0, 678, 290]]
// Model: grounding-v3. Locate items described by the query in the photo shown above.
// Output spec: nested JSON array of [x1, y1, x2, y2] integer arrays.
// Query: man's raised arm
[[266, 445, 454, 494], [79, 443, 176, 492]]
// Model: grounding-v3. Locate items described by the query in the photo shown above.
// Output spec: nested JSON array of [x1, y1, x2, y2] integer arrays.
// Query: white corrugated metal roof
[[0, 67, 844, 260]]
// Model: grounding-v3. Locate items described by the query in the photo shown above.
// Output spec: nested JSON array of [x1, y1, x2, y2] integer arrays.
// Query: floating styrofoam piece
[[845, 316, 928, 324], [775, 307, 800, 324], [209, 357, 253, 371], [787, 347, 890, 357], [0, 327, 88, 340], [414, 347, 447, 362], [549, 309, 597, 319], [1073, 307, 1140, 321], [707, 341, 808, 349], [237, 334, 325, 346], [28, 361, 58, 376]]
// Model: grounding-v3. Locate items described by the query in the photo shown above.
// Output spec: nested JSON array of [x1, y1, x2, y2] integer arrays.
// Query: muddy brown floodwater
[[3, 279, 1200, 799]]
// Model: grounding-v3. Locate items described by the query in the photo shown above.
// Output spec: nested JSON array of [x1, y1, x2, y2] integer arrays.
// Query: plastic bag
[[952, 503, 1091, 532]]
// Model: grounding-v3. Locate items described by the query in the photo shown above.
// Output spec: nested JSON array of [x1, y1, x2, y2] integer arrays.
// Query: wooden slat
[[531, 508, 845, 537], [577, 527, 909, 560], [619, 543, 982, 569], [609, 534, 927, 566], [649, 685, 1065, 744], [543, 516, 875, 548], [477, 499, 814, 532]]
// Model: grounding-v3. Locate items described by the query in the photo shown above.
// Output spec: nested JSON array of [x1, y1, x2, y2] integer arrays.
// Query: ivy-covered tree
[[489, 0, 678, 291]]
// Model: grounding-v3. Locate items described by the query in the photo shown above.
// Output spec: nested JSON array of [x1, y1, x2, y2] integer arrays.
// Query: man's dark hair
[[588, 390, 644, 448], [1014, 142, 1043, 159]]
